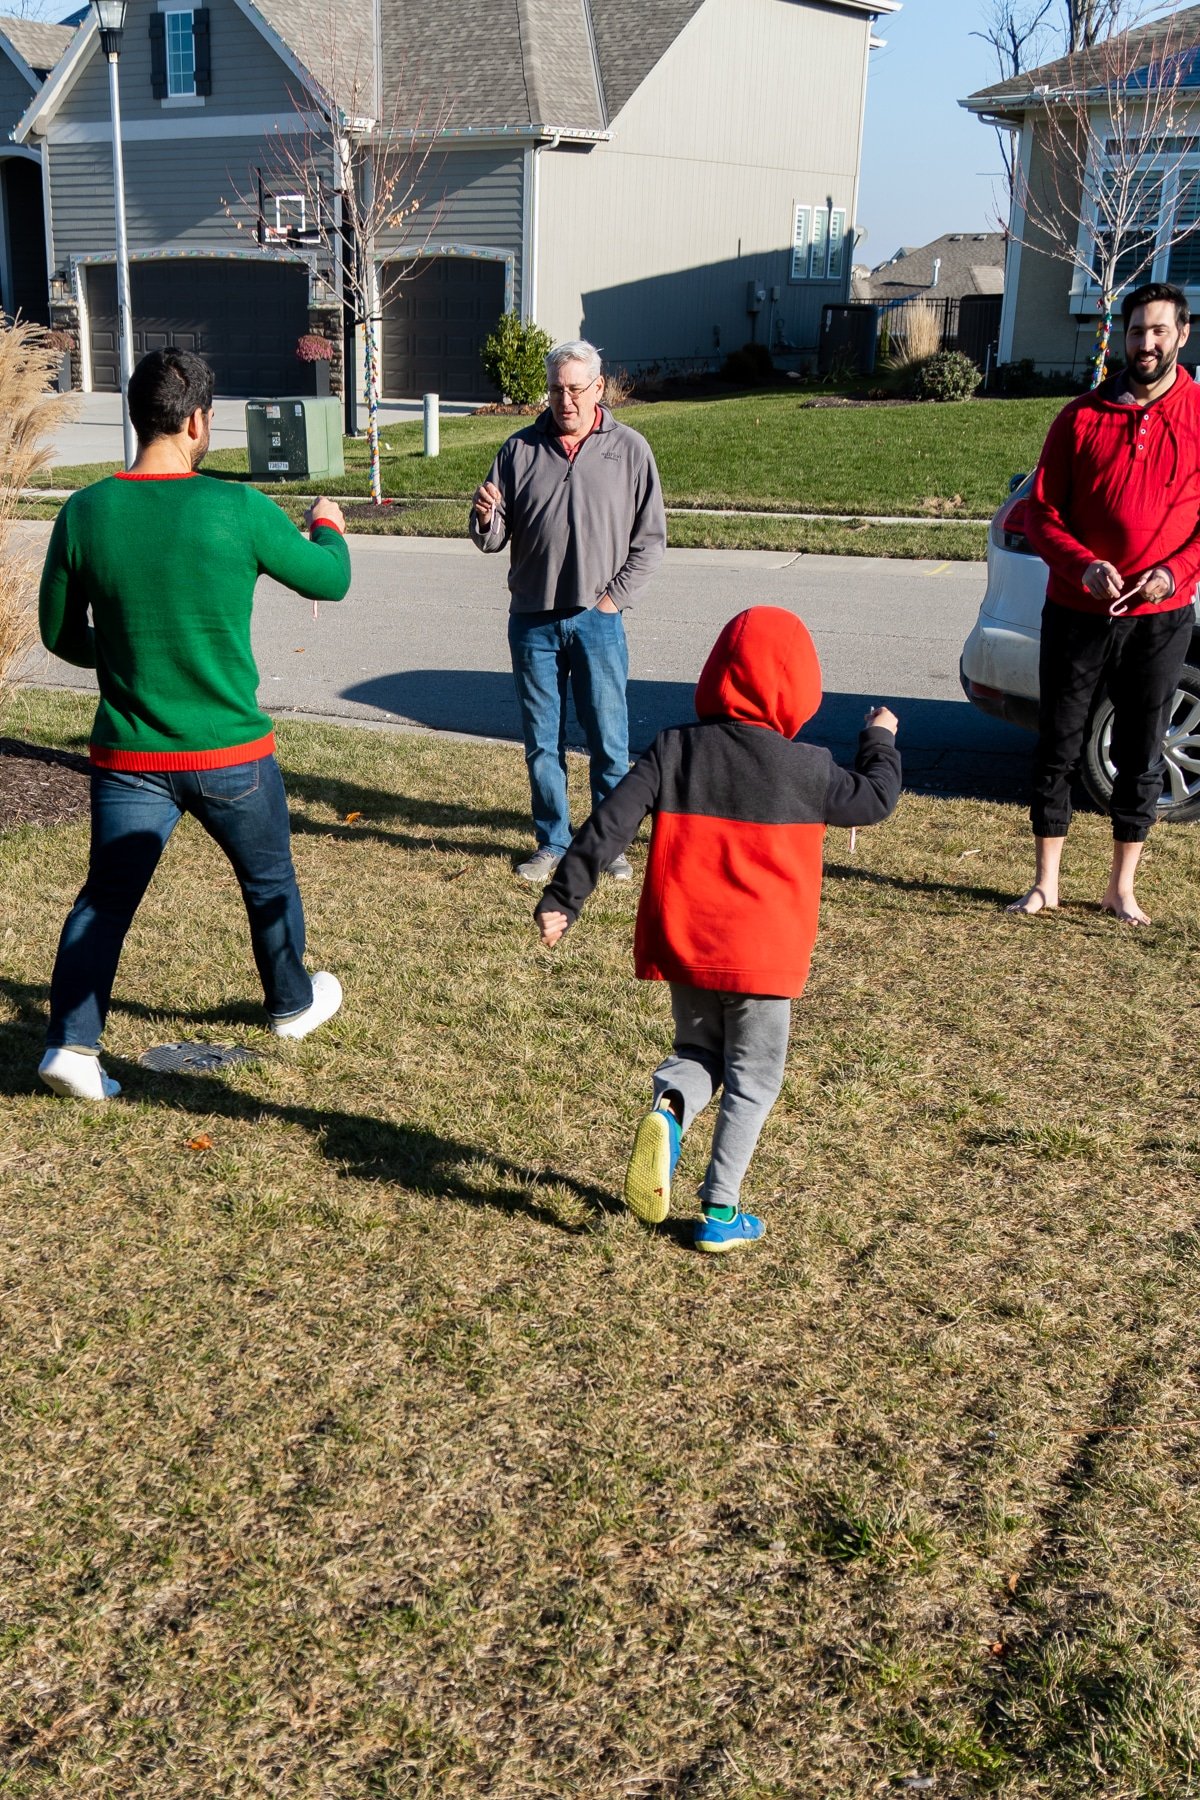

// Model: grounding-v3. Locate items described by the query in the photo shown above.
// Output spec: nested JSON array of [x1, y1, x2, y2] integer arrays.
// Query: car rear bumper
[[958, 658, 1040, 733]]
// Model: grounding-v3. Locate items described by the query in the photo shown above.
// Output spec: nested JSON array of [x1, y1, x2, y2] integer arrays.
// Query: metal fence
[[820, 295, 1003, 380]]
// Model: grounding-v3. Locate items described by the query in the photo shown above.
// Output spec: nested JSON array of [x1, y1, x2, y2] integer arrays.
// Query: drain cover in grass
[[139, 1042, 259, 1074]]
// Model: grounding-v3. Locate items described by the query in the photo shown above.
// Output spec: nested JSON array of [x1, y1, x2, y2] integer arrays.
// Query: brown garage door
[[381, 256, 505, 401], [87, 259, 310, 396]]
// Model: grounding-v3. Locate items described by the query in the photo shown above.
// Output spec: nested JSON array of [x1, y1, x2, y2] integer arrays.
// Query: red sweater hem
[[89, 731, 276, 771]]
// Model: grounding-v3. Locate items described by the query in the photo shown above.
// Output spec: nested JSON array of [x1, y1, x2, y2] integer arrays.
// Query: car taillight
[[991, 491, 1035, 554]]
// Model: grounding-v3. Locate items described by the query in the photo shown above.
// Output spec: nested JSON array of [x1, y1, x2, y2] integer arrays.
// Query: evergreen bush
[[481, 313, 554, 406], [910, 349, 982, 402]]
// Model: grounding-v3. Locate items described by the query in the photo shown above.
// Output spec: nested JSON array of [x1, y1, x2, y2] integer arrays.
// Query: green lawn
[[3, 688, 1200, 1798], [28, 391, 1060, 558]]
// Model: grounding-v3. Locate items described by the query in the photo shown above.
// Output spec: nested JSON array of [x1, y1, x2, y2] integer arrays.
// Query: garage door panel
[[88, 260, 310, 397], [381, 256, 504, 401]]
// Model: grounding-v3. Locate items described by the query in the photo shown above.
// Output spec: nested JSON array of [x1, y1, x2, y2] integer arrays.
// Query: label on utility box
[[267, 461, 290, 472], [265, 405, 281, 419], [294, 405, 303, 416]]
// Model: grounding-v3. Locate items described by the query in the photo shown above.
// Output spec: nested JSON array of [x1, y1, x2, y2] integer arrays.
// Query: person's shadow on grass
[[0, 983, 619, 1233], [282, 768, 529, 860]]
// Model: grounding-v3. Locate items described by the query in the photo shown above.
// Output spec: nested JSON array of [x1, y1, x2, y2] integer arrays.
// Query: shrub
[[910, 349, 982, 402], [719, 341, 775, 386], [992, 358, 1083, 397], [601, 363, 634, 407], [0, 320, 75, 707], [481, 313, 553, 406], [296, 334, 335, 363]]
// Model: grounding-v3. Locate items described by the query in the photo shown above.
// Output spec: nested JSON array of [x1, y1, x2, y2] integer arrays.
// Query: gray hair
[[545, 339, 602, 383]]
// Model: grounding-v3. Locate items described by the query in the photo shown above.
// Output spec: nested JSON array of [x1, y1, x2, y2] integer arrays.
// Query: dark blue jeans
[[47, 757, 313, 1053], [507, 605, 630, 855]]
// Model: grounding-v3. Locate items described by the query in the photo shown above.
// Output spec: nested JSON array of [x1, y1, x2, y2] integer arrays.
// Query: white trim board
[[44, 111, 326, 144]]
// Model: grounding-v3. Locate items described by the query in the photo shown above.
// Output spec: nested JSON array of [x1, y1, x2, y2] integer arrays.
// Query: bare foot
[[1006, 885, 1058, 915], [1101, 890, 1151, 925]]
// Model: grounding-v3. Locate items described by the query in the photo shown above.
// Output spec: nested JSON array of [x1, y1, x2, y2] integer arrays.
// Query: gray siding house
[[0, 16, 73, 324], [16, 0, 898, 399], [962, 6, 1200, 377]]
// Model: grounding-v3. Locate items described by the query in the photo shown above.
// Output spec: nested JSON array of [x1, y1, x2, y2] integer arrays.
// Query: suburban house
[[13, 0, 899, 401], [0, 15, 74, 323], [851, 231, 1005, 304], [962, 5, 1200, 376]]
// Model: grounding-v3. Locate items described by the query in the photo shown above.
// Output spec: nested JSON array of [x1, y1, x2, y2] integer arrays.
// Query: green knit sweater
[[39, 473, 351, 770]]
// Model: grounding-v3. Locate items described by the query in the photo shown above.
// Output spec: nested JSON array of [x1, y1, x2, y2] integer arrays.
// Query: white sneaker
[[39, 1047, 121, 1100], [271, 971, 343, 1040]]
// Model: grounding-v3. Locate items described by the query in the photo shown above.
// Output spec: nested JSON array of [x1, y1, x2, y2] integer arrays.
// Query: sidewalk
[[47, 392, 477, 467]]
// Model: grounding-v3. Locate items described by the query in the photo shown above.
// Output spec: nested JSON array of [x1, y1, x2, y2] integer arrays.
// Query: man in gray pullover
[[470, 339, 666, 881]]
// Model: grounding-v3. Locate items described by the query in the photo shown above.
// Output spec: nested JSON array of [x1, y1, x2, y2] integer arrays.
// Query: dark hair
[[126, 348, 214, 442], [1121, 281, 1190, 330]]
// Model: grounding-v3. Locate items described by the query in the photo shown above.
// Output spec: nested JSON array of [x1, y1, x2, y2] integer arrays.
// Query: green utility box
[[245, 397, 344, 481]]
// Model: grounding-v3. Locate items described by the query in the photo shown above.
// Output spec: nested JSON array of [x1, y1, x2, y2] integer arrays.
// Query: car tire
[[1081, 660, 1200, 823]]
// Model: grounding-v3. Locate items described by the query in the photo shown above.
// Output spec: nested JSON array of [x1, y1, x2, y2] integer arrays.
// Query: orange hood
[[694, 606, 822, 738]]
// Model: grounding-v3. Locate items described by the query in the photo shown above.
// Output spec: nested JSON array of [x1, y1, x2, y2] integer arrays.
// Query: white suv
[[960, 474, 1200, 823]]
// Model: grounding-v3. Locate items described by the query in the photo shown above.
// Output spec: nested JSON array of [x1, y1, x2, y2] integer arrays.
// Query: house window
[[827, 210, 847, 282], [790, 206, 810, 282], [150, 7, 211, 101], [166, 11, 195, 96]]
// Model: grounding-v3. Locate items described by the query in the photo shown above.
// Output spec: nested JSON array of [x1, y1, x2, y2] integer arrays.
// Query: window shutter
[[149, 12, 167, 98], [193, 9, 211, 96], [791, 205, 810, 281], [809, 208, 828, 280], [827, 209, 847, 282]]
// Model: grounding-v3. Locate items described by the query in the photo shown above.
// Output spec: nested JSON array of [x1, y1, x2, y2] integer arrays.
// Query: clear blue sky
[[858, 0, 1019, 266]]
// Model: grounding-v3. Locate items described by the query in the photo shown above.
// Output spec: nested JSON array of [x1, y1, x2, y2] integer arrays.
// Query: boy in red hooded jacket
[[534, 605, 901, 1253]]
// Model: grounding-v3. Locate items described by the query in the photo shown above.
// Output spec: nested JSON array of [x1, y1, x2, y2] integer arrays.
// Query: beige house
[[962, 6, 1200, 376], [15, 0, 898, 398]]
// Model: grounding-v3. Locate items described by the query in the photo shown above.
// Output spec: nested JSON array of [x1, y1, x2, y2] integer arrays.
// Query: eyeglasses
[[548, 380, 598, 398]]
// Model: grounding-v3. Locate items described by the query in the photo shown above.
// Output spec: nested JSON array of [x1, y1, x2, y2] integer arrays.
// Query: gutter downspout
[[523, 127, 560, 323]]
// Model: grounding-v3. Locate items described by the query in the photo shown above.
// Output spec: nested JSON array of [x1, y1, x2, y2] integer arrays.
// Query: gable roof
[[240, 0, 379, 118], [0, 15, 74, 84], [963, 3, 1200, 120], [852, 231, 1005, 302]]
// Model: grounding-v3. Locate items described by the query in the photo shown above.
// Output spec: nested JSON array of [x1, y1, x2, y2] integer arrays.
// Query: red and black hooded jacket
[[536, 606, 901, 998]]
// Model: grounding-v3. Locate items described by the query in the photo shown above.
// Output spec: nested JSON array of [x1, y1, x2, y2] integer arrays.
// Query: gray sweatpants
[[651, 984, 792, 1210]]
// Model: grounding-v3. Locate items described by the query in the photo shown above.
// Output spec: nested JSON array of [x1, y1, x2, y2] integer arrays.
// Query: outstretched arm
[[534, 746, 662, 943], [824, 710, 901, 827], [38, 506, 95, 669], [250, 488, 351, 601]]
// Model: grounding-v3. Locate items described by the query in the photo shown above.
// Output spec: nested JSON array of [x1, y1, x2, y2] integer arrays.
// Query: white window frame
[[164, 8, 196, 99], [809, 207, 828, 280], [790, 205, 810, 283], [827, 208, 847, 282], [1072, 123, 1200, 299]]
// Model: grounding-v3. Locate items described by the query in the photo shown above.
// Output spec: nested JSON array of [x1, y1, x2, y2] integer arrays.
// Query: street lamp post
[[92, 1, 135, 468]]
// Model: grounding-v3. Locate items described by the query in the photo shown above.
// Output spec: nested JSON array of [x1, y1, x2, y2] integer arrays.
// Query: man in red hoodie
[[1012, 281, 1200, 924], [533, 606, 900, 1254]]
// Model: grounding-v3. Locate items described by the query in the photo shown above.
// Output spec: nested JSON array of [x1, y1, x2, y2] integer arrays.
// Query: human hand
[[473, 480, 503, 527], [1118, 566, 1173, 608], [307, 497, 345, 533], [595, 593, 619, 614], [537, 909, 570, 948], [865, 705, 899, 734], [1083, 559, 1124, 603]]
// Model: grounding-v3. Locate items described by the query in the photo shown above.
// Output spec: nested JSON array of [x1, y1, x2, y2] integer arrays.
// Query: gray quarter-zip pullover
[[469, 406, 666, 613]]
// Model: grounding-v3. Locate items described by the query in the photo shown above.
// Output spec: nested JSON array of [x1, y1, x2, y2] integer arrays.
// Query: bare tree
[[972, 0, 1056, 190], [1064, 0, 1127, 51], [1005, 7, 1200, 382], [223, 25, 450, 506]]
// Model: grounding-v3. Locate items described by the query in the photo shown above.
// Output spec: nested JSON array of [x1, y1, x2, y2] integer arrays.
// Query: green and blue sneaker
[[623, 1098, 682, 1224], [694, 1209, 765, 1254]]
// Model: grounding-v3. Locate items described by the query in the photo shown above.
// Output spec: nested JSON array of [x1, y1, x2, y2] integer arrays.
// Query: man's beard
[[1131, 345, 1178, 386]]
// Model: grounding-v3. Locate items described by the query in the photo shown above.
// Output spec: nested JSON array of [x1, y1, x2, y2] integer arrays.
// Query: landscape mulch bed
[[0, 736, 90, 831]]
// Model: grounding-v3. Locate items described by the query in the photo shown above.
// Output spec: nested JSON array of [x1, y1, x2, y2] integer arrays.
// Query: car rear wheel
[[1082, 661, 1200, 822]]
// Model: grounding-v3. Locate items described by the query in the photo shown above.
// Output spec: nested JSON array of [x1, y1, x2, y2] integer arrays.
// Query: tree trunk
[[1090, 291, 1113, 387], [365, 316, 382, 505]]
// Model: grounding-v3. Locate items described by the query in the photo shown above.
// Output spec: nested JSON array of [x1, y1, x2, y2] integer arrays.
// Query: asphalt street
[[17, 529, 1031, 804]]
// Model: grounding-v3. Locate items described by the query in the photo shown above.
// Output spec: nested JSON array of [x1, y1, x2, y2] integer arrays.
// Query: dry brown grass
[[883, 303, 945, 376], [0, 321, 74, 709], [3, 690, 1200, 1798]]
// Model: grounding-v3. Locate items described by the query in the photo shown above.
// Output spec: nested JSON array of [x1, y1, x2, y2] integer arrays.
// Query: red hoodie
[[1027, 366, 1200, 616], [537, 606, 901, 998]]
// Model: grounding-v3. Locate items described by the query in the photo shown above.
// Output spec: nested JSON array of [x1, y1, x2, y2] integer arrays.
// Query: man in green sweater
[[38, 348, 352, 1100]]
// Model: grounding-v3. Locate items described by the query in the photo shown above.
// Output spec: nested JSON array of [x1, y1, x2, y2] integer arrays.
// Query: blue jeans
[[47, 757, 313, 1053], [507, 605, 630, 855]]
